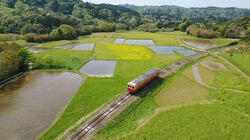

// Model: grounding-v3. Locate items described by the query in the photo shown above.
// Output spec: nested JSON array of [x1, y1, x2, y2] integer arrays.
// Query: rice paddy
[[183, 39, 217, 49], [147, 46, 197, 55], [80, 60, 117, 77], [72, 43, 95, 51]]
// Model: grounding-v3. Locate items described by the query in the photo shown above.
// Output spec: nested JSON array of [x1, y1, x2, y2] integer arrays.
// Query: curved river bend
[[0, 71, 83, 140]]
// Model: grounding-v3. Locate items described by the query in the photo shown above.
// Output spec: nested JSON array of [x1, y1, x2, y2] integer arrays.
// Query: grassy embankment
[[94, 54, 250, 140]]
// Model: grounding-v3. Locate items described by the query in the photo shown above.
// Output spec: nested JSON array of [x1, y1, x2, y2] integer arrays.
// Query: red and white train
[[127, 68, 161, 92]]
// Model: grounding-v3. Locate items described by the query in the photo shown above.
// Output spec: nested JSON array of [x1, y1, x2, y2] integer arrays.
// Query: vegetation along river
[[0, 71, 83, 140]]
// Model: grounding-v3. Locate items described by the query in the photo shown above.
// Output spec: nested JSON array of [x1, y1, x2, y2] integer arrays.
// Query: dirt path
[[192, 64, 214, 88], [192, 63, 249, 93]]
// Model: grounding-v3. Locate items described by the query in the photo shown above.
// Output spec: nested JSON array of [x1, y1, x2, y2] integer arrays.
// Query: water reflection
[[183, 39, 217, 49], [0, 71, 83, 140]]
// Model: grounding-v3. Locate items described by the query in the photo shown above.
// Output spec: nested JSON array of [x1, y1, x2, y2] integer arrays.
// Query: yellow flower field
[[107, 44, 152, 60]]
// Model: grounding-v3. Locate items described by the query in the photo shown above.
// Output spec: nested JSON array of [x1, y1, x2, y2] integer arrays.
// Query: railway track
[[69, 93, 134, 140], [68, 46, 227, 140]]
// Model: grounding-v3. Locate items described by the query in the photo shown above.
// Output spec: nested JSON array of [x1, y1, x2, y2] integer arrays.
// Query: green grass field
[[196, 56, 250, 91], [155, 73, 207, 106], [94, 54, 250, 140], [220, 53, 250, 76], [118, 104, 250, 140]]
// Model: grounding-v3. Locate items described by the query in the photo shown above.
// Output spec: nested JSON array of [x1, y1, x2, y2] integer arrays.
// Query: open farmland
[[1, 31, 243, 140], [0, 0, 249, 139], [94, 52, 250, 140], [39, 32, 196, 139]]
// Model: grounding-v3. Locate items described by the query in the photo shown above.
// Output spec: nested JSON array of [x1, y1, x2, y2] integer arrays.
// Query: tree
[[72, 6, 84, 18], [0, 0, 15, 8], [17, 48, 32, 71], [141, 18, 152, 24], [50, 24, 77, 40], [0, 42, 31, 81], [242, 27, 250, 42], [0, 26, 5, 33], [46, 0, 58, 12], [138, 23, 158, 33], [128, 17, 138, 29], [98, 21, 115, 32], [179, 20, 192, 31]]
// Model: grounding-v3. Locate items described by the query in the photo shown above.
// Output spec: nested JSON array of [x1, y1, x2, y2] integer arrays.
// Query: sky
[[83, 0, 250, 9]]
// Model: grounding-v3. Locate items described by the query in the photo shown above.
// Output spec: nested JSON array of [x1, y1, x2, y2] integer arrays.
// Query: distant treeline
[[0, 42, 31, 82], [0, 0, 138, 35], [186, 17, 250, 39], [0, 0, 249, 42], [122, 4, 250, 22]]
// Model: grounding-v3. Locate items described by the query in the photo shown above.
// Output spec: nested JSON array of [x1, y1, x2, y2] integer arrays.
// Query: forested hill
[[121, 4, 250, 22], [0, 0, 140, 34], [0, 0, 249, 35]]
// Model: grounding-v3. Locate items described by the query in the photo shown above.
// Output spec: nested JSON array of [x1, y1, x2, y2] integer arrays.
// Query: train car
[[127, 68, 161, 92]]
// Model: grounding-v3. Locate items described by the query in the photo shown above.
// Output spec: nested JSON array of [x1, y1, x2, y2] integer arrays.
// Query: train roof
[[128, 68, 160, 85]]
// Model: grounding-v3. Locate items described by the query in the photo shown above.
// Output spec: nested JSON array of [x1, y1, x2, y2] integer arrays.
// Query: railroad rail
[[69, 93, 134, 140], [68, 46, 227, 140]]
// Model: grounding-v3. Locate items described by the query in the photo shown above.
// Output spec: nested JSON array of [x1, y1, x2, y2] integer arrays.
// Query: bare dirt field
[[199, 61, 228, 71]]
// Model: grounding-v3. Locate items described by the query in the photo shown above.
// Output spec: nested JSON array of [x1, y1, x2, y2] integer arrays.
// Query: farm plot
[[147, 46, 197, 56], [95, 43, 153, 60], [197, 57, 250, 91], [183, 39, 217, 50], [80, 60, 117, 77], [27, 46, 50, 53], [34, 49, 92, 70], [72, 43, 95, 51], [113, 38, 155, 46], [113, 38, 125, 44], [55, 42, 79, 48]]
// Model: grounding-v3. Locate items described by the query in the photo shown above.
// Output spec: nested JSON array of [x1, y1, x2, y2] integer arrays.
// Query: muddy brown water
[[183, 39, 217, 49], [0, 71, 83, 140]]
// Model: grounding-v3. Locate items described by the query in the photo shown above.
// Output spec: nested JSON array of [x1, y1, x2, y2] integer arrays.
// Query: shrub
[[179, 20, 192, 31], [228, 41, 239, 46], [0, 34, 22, 42], [115, 23, 128, 30], [97, 21, 115, 32], [0, 26, 5, 33], [24, 33, 52, 43], [187, 25, 219, 39], [76, 26, 92, 36], [51, 24, 77, 40], [138, 23, 158, 33], [34, 57, 65, 69], [24, 33, 36, 42]]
